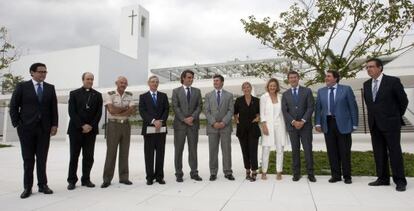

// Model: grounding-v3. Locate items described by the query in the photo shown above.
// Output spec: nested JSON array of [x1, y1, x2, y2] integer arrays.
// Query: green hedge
[[264, 150, 414, 177]]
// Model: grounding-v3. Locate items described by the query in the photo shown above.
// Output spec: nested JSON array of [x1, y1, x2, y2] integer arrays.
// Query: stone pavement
[[0, 133, 413, 211]]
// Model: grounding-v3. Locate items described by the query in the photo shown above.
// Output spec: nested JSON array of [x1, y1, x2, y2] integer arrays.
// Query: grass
[[0, 143, 12, 148], [264, 150, 414, 177]]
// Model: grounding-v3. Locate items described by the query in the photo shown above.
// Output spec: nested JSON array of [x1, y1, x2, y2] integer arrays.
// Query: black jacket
[[67, 87, 103, 135], [9, 80, 58, 131]]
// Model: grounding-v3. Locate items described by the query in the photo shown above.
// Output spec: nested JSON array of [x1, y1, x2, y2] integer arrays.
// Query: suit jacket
[[139, 91, 169, 135], [172, 86, 202, 130], [260, 93, 288, 146], [234, 95, 261, 139], [363, 74, 408, 132], [67, 87, 103, 135], [281, 86, 314, 131], [9, 80, 58, 131], [315, 84, 358, 134], [204, 89, 234, 134]]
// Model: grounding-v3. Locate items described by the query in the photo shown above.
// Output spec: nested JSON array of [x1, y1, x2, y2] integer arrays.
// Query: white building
[[1, 5, 150, 142], [7, 5, 149, 90]]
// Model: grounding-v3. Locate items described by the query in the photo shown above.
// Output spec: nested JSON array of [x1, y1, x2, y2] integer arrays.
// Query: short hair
[[180, 69, 194, 84], [82, 72, 94, 80], [241, 81, 252, 90], [213, 74, 224, 82], [287, 70, 300, 79], [265, 78, 280, 93], [29, 63, 46, 73], [326, 70, 340, 83], [366, 58, 383, 71], [148, 75, 159, 82]]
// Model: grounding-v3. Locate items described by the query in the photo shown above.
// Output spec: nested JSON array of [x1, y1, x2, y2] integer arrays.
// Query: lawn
[[264, 151, 414, 177]]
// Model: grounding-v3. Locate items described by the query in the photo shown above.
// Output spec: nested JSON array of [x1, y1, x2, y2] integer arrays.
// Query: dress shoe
[[38, 185, 53, 194], [176, 177, 184, 182], [344, 178, 352, 184], [225, 174, 235, 181], [156, 179, 166, 185], [245, 170, 251, 180], [368, 179, 390, 186], [308, 175, 316, 182], [292, 175, 301, 182], [261, 173, 267, 180], [191, 175, 203, 181], [100, 182, 111, 188], [396, 185, 406, 192], [67, 183, 76, 190], [328, 177, 342, 183], [209, 175, 217, 181], [81, 181, 95, 188], [120, 180, 133, 185], [20, 189, 32, 199], [146, 180, 154, 185]]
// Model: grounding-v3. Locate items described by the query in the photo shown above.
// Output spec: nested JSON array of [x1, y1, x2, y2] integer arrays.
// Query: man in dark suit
[[315, 70, 358, 184], [363, 58, 408, 192], [9, 63, 58, 199], [67, 72, 103, 190], [281, 70, 315, 182], [172, 70, 203, 182], [139, 75, 169, 185]]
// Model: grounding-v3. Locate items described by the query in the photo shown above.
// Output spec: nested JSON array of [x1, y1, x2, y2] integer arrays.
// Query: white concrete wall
[[98, 46, 148, 88], [8, 46, 101, 90]]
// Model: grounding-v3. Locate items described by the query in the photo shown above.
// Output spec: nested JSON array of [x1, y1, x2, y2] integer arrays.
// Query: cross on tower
[[128, 10, 137, 35]]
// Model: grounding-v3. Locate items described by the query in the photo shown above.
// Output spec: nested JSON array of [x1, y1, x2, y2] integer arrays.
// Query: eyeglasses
[[36, 71, 48, 74], [365, 65, 377, 69]]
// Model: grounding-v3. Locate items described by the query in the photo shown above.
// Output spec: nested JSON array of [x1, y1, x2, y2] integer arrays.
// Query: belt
[[108, 119, 129, 124]]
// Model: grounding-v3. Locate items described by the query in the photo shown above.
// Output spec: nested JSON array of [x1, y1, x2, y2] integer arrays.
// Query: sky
[[0, 0, 291, 69]]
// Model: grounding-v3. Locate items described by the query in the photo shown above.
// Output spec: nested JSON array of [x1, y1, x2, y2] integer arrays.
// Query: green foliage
[[0, 26, 22, 93], [241, 0, 414, 86], [264, 150, 414, 176]]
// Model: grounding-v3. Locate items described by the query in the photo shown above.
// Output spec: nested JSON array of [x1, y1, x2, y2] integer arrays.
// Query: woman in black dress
[[234, 82, 261, 181]]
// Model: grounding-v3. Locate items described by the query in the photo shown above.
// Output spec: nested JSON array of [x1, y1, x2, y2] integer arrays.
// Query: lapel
[[365, 79, 373, 103], [298, 86, 306, 104], [147, 91, 157, 108], [179, 86, 188, 106], [335, 85, 343, 106], [375, 74, 387, 102]]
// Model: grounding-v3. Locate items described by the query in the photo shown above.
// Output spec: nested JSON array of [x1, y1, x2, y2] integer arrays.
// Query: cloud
[[0, 0, 291, 69]]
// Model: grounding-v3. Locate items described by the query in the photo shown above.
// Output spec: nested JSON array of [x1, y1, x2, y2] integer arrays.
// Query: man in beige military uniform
[[101, 76, 135, 188]]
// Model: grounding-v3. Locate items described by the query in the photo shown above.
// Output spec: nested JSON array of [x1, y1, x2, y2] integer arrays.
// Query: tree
[[0, 26, 22, 94], [241, 0, 414, 86]]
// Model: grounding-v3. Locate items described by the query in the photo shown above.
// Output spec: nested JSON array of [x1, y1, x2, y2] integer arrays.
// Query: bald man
[[101, 76, 135, 188], [67, 72, 103, 190]]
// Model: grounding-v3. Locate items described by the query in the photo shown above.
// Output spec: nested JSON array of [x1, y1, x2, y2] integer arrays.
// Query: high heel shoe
[[276, 172, 282, 180], [245, 170, 251, 180], [250, 171, 257, 182]]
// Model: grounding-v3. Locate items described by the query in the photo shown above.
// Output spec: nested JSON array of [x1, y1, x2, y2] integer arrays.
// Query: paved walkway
[[0, 134, 413, 211]]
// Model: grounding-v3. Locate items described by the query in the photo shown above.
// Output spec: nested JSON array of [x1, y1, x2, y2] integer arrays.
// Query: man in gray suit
[[282, 71, 316, 182], [172, 70, 203, 182], [204, 74, 235, 181]]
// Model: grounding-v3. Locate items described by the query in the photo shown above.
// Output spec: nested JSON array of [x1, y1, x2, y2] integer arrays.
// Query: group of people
[[9, 58, 408, 199]]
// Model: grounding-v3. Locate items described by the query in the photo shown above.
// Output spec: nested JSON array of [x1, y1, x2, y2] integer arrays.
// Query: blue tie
[[37, 83, 43, 102], [293, 87, 298, 105], [329, 87, 335, 115], [216, 90, 221, 105], [186, 87, 191, 104], [152, 93, 157, 105]]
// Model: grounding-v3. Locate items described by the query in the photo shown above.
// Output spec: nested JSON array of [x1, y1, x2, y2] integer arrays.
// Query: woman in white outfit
[[260, 78, 288, 180]]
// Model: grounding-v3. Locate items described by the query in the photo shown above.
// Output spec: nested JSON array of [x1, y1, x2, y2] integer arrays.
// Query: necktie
[[37, 83, 43, 102], [293, 87, 298, 105], [152, 93, 157, 105], [329, 87, 335, 115], [372, 79, 378, 102], [216, 90, 221, 105], [186, 87, 191, 104]]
